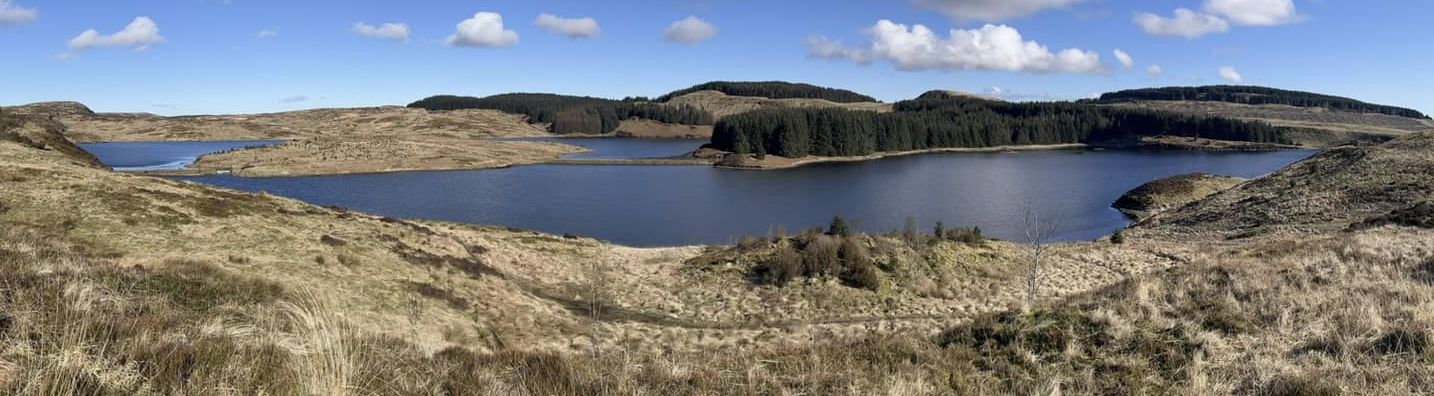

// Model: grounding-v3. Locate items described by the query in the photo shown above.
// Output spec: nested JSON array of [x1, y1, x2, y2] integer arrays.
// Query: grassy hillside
[[711, 95, 1290, 159], [1091, 85, 1429, 119], [656, 81, 879, 103], [406, 94, 713, 135]]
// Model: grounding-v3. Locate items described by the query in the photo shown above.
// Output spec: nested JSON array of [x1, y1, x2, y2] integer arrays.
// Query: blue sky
[[1, 0, 1430, 116]]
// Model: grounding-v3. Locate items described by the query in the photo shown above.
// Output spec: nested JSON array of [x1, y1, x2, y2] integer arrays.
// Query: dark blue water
[[78, 140, 282, 171], [151, 147, 1313, 247], [497, 137, 704, 160]]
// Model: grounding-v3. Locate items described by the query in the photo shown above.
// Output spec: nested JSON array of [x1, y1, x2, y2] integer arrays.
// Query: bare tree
[[1021, 206, 1060, 311], [584, 252, 611, 360]]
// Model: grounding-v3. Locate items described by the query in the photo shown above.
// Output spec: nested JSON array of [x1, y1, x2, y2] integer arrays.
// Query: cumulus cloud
[[1134, 8, 1230, 39], [0, 0, 36, 26], [352, 22, 409, 42], [1136, 0, 1299, 39], [663, 16, 717, 45], [814, 21, 1104, 74], [1147, 64, 1164, 77], [257, 29, 279, 38], [805, 35, 871, 64], [1204, 0, 1299, 26], [534, 13, 599, 38], [1113, 49, 1134, 69], [68, 17, 166, 51], [912, 0, 1084, 22], [1219, 66, 1243, 82], [446, 12, 518, 48]]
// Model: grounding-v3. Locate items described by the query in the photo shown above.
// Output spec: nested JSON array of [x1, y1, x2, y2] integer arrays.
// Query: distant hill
[[408, 93, 713, 135], [712, 94, 1290, 159], [913, 90, 1005, 102], [1089, 85, 1429, 119], [656, 81, 879, 104]]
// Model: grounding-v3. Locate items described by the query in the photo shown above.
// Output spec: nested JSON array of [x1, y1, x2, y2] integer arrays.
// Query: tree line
[[656, 81, 879, 103], [1088, 85, 1430, 119], [711, 96, 1291, 158], [407, 94, 713, 135]]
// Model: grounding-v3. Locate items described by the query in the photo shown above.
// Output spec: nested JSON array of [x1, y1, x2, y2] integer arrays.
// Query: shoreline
[[713, 136, 1309, 171], [713, 143, 1091, 171]]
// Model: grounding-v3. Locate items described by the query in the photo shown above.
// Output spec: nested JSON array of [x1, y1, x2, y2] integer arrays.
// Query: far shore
[[713, 136, 1309, 171], [714, 144, 1091, 171]]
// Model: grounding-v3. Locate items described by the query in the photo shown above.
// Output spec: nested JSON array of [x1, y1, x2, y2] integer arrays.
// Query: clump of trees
[[752, 228, 881, 291], [745, 216, 990, 291], [1088, 85, 1430, 119], [711, 96, 1291, 158], [657, 81, 879, 103], [407, 94, 713, 135]]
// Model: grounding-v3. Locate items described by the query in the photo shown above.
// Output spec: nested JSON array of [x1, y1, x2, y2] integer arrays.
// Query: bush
[[1111, 230, 1126, 244], [752, 234, 882, 291]]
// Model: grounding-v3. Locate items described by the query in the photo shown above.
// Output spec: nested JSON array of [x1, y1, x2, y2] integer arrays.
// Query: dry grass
[[664, 90, 892, 119], [5, 111, 1434, 393], [7, 102, 585, 177], [186, 137, 585, 177]]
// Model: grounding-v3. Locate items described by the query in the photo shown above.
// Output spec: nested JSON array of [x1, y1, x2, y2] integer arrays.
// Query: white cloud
[[534, 13, 599, 39], [1204, 0, 1299, 26], [0, 0, 36, 26], [352, 22, 409, 42], [1113, 49, 1134, 69], [912, 0, 1085, 22], [1133, 8, 1230, 39], [805, 35, 871, 64], [1147, 64, 1164, 77], [663, 16, 717, 45], [1219, 66, 1243, 82], [820, 21, 1104, 74], [280, 95, 309, 103], [68, 17, 166, 51], [1136, 0, 1298, 39], [446, 12, 518, 48], [257, 29, 279, 38], [53, 52, 73, 61]]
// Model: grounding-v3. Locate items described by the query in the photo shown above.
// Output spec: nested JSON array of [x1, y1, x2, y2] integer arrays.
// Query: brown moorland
[[2, 110, 1433, 394]]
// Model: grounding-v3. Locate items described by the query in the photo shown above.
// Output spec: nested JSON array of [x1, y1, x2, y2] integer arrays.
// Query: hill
[[5, 102, 588, 177], [1089, 86, 1434, 146], [662, 90, 893, 120], [656, 81, 879, 103], [1090, 85, 1430, 119], [406, 94, 713, 135], [710, 94, 1290, 160], [1135, 133, 1434, 240]]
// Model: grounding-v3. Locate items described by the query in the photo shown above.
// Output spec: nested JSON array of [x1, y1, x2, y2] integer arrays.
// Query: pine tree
[[828, 216, 852, 238]]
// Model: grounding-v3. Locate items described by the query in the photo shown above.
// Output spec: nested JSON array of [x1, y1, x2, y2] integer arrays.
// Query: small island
[[1113, 173, 1248, 219]]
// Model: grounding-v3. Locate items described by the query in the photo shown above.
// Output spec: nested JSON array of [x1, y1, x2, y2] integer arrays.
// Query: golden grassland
[[1113, 173, 1248, 220], [2, 112, 1433, 394], [663, 90, 892, 120], [6, 102, 590, 177], [1110, 101, 1434, 147]]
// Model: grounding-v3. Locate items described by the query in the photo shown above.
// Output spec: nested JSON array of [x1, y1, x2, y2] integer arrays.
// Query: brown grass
[[5, 111, 1434, 393]]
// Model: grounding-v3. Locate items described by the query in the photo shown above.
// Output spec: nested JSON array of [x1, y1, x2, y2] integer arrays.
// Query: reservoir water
[[79, 140, 282, 171], [82, 139, 1313, 247]]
